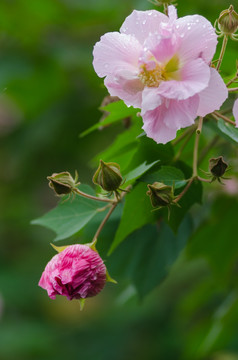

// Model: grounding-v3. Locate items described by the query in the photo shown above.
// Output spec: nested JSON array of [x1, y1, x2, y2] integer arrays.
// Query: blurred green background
[[1, 0, 238, 359]]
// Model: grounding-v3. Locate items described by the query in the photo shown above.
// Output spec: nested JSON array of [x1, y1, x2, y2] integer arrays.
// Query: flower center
[[139, 62, 166, 87], [138, 55, 180, 88]]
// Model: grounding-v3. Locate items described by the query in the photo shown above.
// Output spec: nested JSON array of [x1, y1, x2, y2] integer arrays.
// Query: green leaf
[[31, 185, 106, 241], [92, 120, 142, 171], [187, 196, 238, 279], [108, 182, 158, 254], [168, 178, 203, 232], [124, 136, 174, 173], [123, 160, 160, 186], [217, 119, 238, 143], [79, 101, 138, 138], [108, 216, 193, 298], [141, 165, 186, 189]]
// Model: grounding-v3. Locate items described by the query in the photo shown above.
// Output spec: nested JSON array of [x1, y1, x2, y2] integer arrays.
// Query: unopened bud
[[147, 182, 174, 208], [47, 171, 79, 196], [93, 160, 123, 192], [218, 5, 238, 36], [209, 156, 228, 178]]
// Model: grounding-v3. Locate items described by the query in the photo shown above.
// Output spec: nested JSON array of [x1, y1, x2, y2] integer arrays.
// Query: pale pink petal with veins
[[197, 68, 228, 117], [233, 99, 238, 127]]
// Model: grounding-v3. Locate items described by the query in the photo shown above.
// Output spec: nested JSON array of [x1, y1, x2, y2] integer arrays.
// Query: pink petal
[[163, 95, 199, 129], [93, 32, 142, 78], [141, 87, 162, 114], [175, 15, 217, 63], [168, 5, 178, 22], [105, 73, 144, 108], [233, 99, 238, 127], [197, 68, 228, 117], [144, 32, 180, 64], [142, 95, 199, 144], [158, 58, 210, 100], [120, 10, 168, 45], [142, 108, 177, 144]]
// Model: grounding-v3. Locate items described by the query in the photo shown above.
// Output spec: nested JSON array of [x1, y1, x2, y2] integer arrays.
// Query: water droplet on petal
[[142, 20, 146, 25], [196, 19, 199, 23], [203, 24, 206, 28], [188, 26, 191, 30], [148, 11, 152, 16], [180, 33, 185, 38], [176, 25, 180, 29]]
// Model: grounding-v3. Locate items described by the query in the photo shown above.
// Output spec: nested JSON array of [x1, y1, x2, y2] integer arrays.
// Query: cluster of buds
[[216, 5, 238, 39], [43, 161, 122, 306], [47, 160, 124, 200]]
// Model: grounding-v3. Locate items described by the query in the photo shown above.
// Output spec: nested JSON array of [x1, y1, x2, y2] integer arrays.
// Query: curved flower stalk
[[93, 5, 228, 144]]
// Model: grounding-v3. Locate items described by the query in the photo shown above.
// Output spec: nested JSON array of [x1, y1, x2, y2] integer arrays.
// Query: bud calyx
[[209, 156, 229, 182], [217, 5, 238, 38], [147, 182, 175, 208], [47, 171, 80, 196], [93, 160, 123, 192]]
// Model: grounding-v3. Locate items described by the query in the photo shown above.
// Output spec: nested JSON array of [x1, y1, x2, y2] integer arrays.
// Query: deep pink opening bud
[[38, 244, 106, 300]]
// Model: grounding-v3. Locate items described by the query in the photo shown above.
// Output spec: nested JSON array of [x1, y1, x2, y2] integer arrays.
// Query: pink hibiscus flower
[[39, 244, 106, 300], [233, 99, 238, 127], [93, 6, 228, 144]]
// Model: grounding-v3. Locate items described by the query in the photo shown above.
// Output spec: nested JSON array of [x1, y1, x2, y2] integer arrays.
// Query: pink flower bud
[[38, 244, 106, 300]]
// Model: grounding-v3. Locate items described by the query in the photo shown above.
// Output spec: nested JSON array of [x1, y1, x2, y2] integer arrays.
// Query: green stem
[[74, 188, 115, 203], [174, 178, 194, 203], [163, 3, 168, 16], [92, 185, 131, 242], [216, 35, 228, 71], [93, 201, 118, 242], [198, 135, 220, 166], [226, 76, 238, 87], [174, 117, 205, 204], [197, 176, 211, 183], [228, 87, 238, 92], [172, 124, 197, 147], [173, 128, 196, 162], [193, 117, 203, 177], [212, 111, 235, 126]]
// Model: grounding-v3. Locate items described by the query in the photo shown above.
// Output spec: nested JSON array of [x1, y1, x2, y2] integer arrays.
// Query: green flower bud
[[218, 5, 238, 36], [147, 182, 174, 208], [209, 156, 228, 178], [47, 171, 79, 196], [93, 160, 123, 192]]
